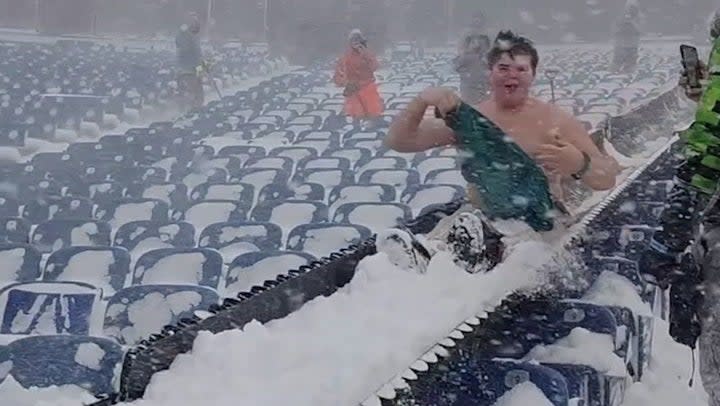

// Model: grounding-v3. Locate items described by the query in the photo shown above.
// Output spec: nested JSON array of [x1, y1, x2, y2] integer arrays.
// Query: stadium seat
[[198, 221, 283, 262], [332, 202, 412, 231], [0, 244, 42, 284], [286, 223, 372, 258], [44, 246, 131, 297], [225, 250, 316, 296], [31, 219, 111, 253], [95, 198, 170, 229]]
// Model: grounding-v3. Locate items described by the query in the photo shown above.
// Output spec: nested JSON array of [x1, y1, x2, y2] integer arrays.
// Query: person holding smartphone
[[638, 10, 720, 403], [333, 29, 384, 126]]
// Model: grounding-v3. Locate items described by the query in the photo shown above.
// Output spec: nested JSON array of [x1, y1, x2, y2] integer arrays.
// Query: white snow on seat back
[[142, 184, 176, 206], [342, 205, 405, 232], [185, 202, 238, 235], [330, 185, 388, 215], [427, 169, 466, 186], [108, 202, 158, 229], [272, 148, 314, 162], [0, 248, 26, 284], [48, 250, 117, 296], [405, 186, 457, 216], [360, 158, 403, 172], [204, 184, 250, 200], [327, 149, 363, 163], [225, 254, 309, 295], [414, 157, 456, 181], [303, 170, 345, 189], [105, 290, 202, 346], [237, 169, 280, 188], [269, 203, 320, 237], [303, 158, 343, 170], [135, 252, 207, 285], [74, 342, 105, 371], [246, 157, 288, 169], [288, 226, 362, 258], [492, 382, 554, 406], [366, 170, 412, 191]]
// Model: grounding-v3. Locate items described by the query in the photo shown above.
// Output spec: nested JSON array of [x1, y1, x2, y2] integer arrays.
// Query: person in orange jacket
[[333, 29, 384, 126]]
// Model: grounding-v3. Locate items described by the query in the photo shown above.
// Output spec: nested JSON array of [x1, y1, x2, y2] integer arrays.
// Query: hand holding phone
[[680, 44, 702, 89]]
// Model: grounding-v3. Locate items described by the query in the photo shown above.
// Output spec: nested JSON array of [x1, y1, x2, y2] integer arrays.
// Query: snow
[[0, 248, 26, 284], [287, 226, 362, 258], [523, 327, 626, 376], [492, 382, 553, 406], [120, 240, 554, 406], [582, 271, 652, 317], [105, 290, 203, 345], [342, 204, 406, 233], [0, 376, 97, 406], [269, 202, 319, 236], [107, 202, 158, 229], [225, 254, 310, 295], [135, 252, 207, 285], [51, 249, 117, 296], [74, 342, 105, 371], [184, 202, 238, 234]]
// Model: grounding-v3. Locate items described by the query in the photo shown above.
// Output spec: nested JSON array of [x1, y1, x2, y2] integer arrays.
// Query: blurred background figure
[[454, 31, 491, 104], [333, 29, 384, 127], [175, 13, 205, 111], [612, 1, 641, 73]]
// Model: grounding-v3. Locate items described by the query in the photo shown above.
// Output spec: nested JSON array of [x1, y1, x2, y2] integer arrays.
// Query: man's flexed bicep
[[560, 113, 620, 190]]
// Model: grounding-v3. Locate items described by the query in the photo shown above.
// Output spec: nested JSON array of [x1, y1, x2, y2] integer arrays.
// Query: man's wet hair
[[486, 30, 539, 73]]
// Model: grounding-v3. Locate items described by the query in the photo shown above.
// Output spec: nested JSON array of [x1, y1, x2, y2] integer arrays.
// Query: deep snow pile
[[119, 241, 557, 406]]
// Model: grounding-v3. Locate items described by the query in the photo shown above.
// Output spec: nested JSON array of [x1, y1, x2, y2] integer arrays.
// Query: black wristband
[[571, 151, 591, 180]]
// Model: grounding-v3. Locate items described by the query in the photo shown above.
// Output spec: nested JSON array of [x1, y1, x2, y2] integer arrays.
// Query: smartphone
[[680, 44, 701, 89]]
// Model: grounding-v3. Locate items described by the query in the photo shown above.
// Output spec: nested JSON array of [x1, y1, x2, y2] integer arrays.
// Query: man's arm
[[384, 97, 456, 153], [559, 111, 619, 190]]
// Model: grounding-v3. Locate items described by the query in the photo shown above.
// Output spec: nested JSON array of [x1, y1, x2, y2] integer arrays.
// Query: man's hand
[[679, 59, 709, 102], [418, 87, 461, 117], [535, 139, 586, 177]]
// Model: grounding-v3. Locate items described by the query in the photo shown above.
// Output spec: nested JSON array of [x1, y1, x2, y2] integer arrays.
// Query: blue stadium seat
[[198, 221, 282, 262], [31, 219, 111, 253], [217, 145, 267, 163], [257, 182, 326, 203], [322, 147, 372, 169], [95, 198, 169, 229], [44, 246, 131, 298], [424, 168, 467, 186], [293, 168, 354, 190], [0, 196, 19, 217], [0, 244, 42, 284], [21, 196, 94, 224], [6, 335, 123, 395], [344, 138, 383, 151], [244, 156, 295, 174], [201, 156, 244, 178], [328, 184, 397, 209], [341, 129, 384, 144], [286, 223, 372, 257], [0, 281, 100, 335], [411, 156, 458, 181], [126, 182, 189, 219], [173, 167, 228, 192], [231, 168, 290, 187], [132, 248, 223, 288], [104, 284, 219, 345], [358, 169, 420, 192], [268, 146, 318, 162], [183, 200, 249, 234], [190, 182, 255, 203], [332, 202, 412, 231], [0, 123, 28, 147], [113, 221, 195, 255], [411, 358, 569, 406], [225, 250, 317, 296], [296, 156, 352, 172], [401, 184, 466, 217], [358, 157, 408, 173], [251, 200, 329, 240], [589, 225, 656, 261]]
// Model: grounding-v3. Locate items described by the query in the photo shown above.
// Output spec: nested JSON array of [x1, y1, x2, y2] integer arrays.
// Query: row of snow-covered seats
[[0, 39, 278, 147], [0, 46, 678, 400], [387, 156, 677, 405]]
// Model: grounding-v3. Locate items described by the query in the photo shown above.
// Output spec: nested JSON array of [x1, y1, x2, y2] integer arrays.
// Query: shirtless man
[[385, 30, 618, 219]]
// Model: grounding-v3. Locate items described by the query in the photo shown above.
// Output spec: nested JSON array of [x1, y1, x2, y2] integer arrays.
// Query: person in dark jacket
[[175, 15, 205, 111], [612, 3, 641, 73], [638, 9, 720, 404]]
